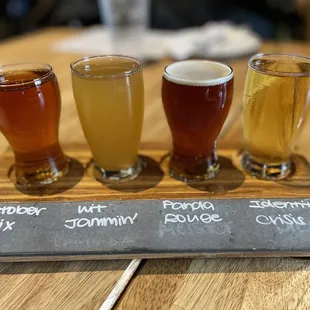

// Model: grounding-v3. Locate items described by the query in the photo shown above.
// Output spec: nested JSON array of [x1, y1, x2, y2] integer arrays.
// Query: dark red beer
[[0, 63, 68, 185], [162, 60, 233, 182]]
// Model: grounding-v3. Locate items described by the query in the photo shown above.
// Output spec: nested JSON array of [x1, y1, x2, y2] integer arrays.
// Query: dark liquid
[[162, 78, 233, 179], [0, 69, 68, 185]]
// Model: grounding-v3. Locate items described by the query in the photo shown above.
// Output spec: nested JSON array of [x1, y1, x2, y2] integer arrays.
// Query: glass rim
[[70, 55, 143, 79], [0, 62, 53, 87], [248, 53, 310, 77], [163, 60, 233, 86]]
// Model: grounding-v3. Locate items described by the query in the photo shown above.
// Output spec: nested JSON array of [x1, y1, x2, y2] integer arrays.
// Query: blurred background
[[0, 0, 309, 41]]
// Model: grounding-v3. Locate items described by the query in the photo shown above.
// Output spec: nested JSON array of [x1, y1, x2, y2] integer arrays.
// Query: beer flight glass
[[71, 55, 145, 183], [242, 53, 310, 180], [162, 60, 234, 182], [2, 54, 308, 188], [0, 63, 69, 186]]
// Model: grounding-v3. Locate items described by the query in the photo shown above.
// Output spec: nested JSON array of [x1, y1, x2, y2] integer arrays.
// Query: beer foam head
[[164, 60, 233, 86]]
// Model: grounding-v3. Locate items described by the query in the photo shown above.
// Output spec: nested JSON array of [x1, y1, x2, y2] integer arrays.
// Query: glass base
[[10, 157, 70, 186], [169, 155, 220, 183], [241, 152, 291, 180], [93, 156, 146, 184]]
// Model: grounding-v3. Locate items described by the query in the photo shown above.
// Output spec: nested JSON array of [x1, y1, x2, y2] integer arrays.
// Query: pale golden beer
[[242, 54, 310, 180], [71, 55, 144, 183]]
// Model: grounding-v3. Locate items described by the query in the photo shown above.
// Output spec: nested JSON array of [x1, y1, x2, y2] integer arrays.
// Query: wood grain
[[0, 260, 130, 310], [117, 257, 310, 310], [0, 28, 309, 309], [2, 146, 310, 202]]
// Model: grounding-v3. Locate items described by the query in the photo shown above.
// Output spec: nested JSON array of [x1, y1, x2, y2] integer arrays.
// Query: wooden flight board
[[1, 144, 310, 262]]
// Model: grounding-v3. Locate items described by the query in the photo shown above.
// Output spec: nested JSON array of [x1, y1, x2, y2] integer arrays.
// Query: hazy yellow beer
[[71, 55, 144, 183], [242, 54, 310, 180]]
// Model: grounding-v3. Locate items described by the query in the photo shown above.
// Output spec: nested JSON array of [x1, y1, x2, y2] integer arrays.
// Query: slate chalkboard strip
[[0, 198, 310, 261]]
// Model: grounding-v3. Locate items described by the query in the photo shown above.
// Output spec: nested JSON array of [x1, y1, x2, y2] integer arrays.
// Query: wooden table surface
[[1, 28, 310, 310]]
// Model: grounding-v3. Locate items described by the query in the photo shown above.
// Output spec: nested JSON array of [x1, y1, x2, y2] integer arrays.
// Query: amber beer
[[242, 54, 310, 180], [71, 55, 144, 183], [162, 60, 234, 182], [0, 63, 68, 185]]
